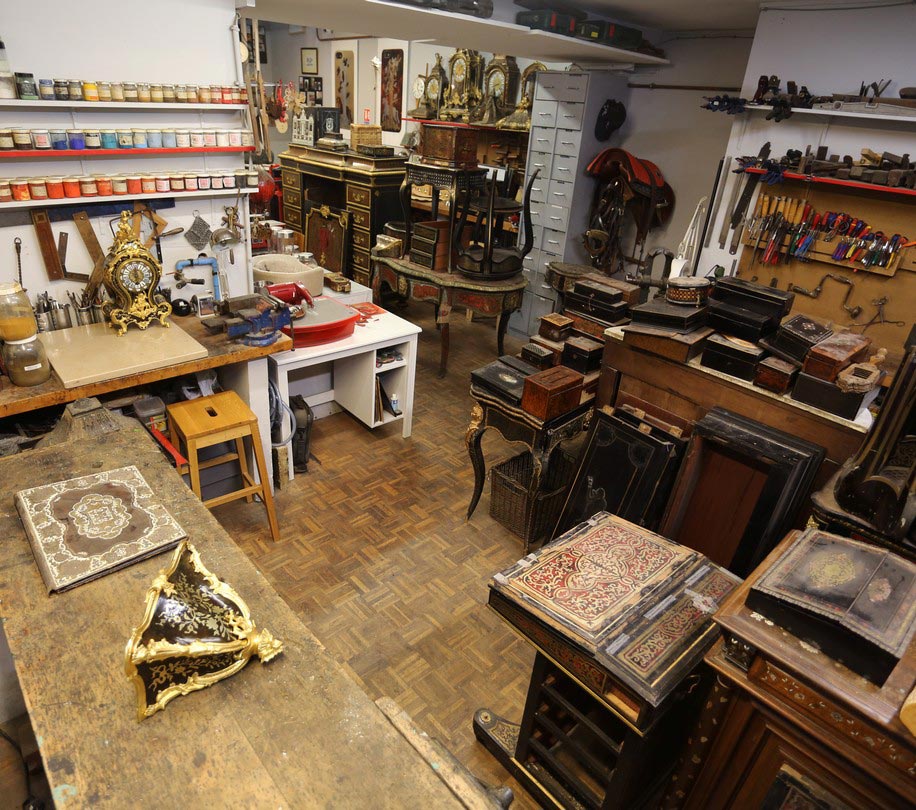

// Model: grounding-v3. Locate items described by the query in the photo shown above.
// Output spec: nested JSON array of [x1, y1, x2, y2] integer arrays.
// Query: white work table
[[269, 309, 421, 479]]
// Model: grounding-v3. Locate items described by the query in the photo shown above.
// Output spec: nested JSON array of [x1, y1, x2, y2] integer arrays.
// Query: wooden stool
[[167, 391, 280, 542]]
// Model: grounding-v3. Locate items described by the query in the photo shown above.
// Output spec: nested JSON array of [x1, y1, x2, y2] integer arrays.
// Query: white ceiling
[[578, 0, 762, 31]]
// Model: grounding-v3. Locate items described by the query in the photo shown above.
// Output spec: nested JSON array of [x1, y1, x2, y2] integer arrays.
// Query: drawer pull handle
[[560, 141, 574, 146], [538, 112, 551, 116], [558, 168, 570, 172], [548, 240, 559, 245], [549, 216, 561, 221]]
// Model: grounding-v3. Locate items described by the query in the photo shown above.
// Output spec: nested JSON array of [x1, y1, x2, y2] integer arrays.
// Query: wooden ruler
[[30, 210, 66, 281]]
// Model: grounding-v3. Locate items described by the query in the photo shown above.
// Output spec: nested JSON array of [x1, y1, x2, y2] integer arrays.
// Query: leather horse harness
[[583, 148, 675, 274]]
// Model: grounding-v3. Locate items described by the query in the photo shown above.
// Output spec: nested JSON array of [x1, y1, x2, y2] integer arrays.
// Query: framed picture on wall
[[380, 48, 403, 132], [301, 47, 319, 75]]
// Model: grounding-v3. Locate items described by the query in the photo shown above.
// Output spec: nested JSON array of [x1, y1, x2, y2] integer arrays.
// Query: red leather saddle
[[587, 148, 674, 228]]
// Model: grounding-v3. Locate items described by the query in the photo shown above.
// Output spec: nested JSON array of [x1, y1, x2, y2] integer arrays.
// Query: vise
[[201, 292, 292, 346]]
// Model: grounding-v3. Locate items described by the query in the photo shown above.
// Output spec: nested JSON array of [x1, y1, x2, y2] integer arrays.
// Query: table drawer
[[346, 184, 372, 208], [350, 207, 371, 230], [557, 101, 584, 131], [352, 228, 371, 251], [281, 168, 300, 190], [551, 153, 578, 183], [528, 152, 553, 180], [547, 179, 574, 207], [352, 248, 370, 272], [554, 128, 582, 158], [284, 204, 302, 232], [529, 127, 556, 154], [531, 99, 558, 128], [543, 204, 569, 231], [283, 186, 302, 211], [541, 228, 566, 257]]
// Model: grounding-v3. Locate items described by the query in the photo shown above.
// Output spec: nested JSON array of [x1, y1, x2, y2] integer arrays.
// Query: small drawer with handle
[[531, 99, 558, 128], [528, 152, 553, 180], [284, 204, 302, 232], [283, 186, 302, 211], [350, 208, 371, 230], [534, 73, 566, 101], [540, 228, 566, 257], [551, 154, 578, 183], [557, 101, 584, 131], [529, 126, 556, 154], [529, 178, 548, 205], [544, 204, 569, 232], [281, 168, 300, 190], [352, 248, 370, 272], [554, 129, 582, 158], [547, 179, 574, 207], [560, 74, 588, 101], [352, 228, 371, 251]]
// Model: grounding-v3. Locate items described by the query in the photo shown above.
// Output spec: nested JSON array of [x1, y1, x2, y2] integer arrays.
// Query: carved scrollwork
[[465, 404, 483, 448]]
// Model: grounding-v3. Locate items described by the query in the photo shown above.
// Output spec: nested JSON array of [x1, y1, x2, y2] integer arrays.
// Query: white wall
[[616, 33, 752, 267], [699, 4, 916, 272], [0, 0, 249, 307], [0, 0, 244, 723]]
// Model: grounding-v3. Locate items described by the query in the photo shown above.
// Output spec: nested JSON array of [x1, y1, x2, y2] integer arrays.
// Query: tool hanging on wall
[[701, 155, 729, 249], [13, 237, 22, 286], [30, 210, 90, 282], [788, 273, 862, 319], [853, 296, 906, 332], [717, 167, 743, 249], [672, 196, 707, 277]]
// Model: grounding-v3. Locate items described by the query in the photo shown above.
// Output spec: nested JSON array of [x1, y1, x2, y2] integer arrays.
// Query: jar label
[[24, 363, 43, 372]]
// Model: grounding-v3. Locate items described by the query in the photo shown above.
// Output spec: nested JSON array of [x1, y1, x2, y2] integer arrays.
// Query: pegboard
[[737, 175, 914, 370]]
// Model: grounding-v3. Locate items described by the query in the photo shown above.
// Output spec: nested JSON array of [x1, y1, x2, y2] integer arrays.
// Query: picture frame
[[301, 47, 318, 75]]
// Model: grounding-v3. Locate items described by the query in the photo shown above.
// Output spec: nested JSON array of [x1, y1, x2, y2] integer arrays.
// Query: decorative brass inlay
[[465, 404, 483, 448], [125, 540, 283, 721], [805, 550, 858, 589], [758, 660, 916, 776]]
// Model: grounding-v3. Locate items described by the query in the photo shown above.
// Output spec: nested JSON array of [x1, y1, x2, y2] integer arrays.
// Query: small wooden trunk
[[791, 372, 866, 419], [419, 123, 478, 169], [573, 278, 623, 305], [561, 335, 603, 374], [522, 366, 584, 421], [530, 333, 565, 364], [762, 315, 833, 363], [708, 299, 778, 342], [629, 300, 707, 332], [754, 356, 799, 394], [323, 272, 351, 293], [712, 276, 795, 320], [538, 313, 573, 342], [802, 332, 871, 382], [563, 310, 615, 340], [521, 343, 555, 369], [584, 274, 640, 306], [565, 290, 629, 323], [349, 124, 382, 149], [700, 333, 766, 381]]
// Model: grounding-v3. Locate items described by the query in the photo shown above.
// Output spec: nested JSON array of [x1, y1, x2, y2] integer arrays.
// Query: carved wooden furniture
[[476, 513, 739, 809], [371, 254, 526, 376], [399, 162, 487, 273], [453, 168, 538, 280], [674, 531, 916, 810], [465, 384, 590, 548], [167, 391, 280, 542], [302, 204, 350, 275], [0, 408, 472, 808], [812, 344, 916, 559], [658, 407, 824, 577], [279, 144, 406, 285]]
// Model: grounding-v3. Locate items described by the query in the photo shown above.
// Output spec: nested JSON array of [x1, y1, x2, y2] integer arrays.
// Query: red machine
[[266, 282, 360, 348]]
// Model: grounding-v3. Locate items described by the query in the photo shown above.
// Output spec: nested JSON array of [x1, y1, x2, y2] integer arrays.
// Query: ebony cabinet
[[279, 145, 405, 285]]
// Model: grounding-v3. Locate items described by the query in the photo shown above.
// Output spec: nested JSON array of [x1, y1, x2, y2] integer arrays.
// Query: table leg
[[431, 187, 441, 220], [439, 321, 450, 378], [447, 176, 459, 272], [524, 448, 549, 552], [399, 176, 413, 258], [496, 311, 510, 357], [465, 405, 486, 519]]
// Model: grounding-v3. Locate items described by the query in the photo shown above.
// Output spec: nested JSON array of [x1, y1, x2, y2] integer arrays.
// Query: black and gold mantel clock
[[440, 49, 483, 122], [102, 211, 171, 335], [475, 54, 520, 123]]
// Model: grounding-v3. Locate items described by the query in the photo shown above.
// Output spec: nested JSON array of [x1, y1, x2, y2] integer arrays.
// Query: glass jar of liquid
[[0, 282, 38, 341], [2, 334, 51, 386]]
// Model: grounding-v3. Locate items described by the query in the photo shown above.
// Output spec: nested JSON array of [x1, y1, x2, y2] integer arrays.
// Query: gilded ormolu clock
[[440, 49, 483, 122], [474, 54, 520, 123], [102, 211, 171, 336]]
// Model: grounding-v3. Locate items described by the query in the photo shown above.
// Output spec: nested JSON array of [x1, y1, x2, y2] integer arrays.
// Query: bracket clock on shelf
[[474, 54, 520, 124], [408, 54, 448, 119], [440, 49, 484, 122], [101, 211, 171, 336], [497, 61, 546, 131]]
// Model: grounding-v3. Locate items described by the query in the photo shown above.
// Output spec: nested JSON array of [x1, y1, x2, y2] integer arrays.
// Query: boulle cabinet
[[279, 144, 406, 285]]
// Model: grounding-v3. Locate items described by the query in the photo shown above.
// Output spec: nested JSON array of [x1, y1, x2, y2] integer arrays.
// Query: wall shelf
[[0, 187, 255, 211], [744, 103, 916, 126], [0, 100, 248, 112], [403, 117, 529, 133], [744, 167, 916, 198], [2, 146, 254, 159]]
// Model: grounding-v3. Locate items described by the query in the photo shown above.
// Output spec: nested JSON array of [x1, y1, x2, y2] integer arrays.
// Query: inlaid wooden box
[[521, 366, 583, 420], [754, 355, 799, 394], [349, 124, 382, 149], [561, 335, 603, 374], [802, 332, 871, 382], [419, 123, 479, 169], [538, 313, 573, 342]]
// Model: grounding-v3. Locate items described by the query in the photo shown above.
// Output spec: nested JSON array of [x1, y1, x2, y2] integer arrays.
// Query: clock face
[[412, 76, 426, 100], [119, 260, 153, 293], [452, 58, 466, 84], [426, 77, 440, 101], [488, 72, 505, 98], [325, 116, 335, 132]]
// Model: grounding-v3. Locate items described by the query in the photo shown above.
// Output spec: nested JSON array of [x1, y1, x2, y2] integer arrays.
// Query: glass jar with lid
[[2, 334, 51, 386], [0, 282, 38, 341]]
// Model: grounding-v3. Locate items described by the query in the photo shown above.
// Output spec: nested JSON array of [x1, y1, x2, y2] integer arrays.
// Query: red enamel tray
[[279, 296, 360, 348]]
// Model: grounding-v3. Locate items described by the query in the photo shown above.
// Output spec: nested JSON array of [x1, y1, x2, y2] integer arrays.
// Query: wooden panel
[[346, 184, 372, 208]]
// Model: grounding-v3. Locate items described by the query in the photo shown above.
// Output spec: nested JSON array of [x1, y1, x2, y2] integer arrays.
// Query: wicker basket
[[489, 451, 574, 550]]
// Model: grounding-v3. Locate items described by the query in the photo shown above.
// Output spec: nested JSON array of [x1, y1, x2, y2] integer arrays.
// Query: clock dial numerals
[[119, 260, 153, 293], [488, 73, 505, 98], [412, 77, 426, 100], [453, 59, 466, 84], [426, 77, 440, 102]]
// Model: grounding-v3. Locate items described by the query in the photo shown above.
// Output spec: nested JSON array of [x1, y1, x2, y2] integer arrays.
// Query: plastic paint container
[[132, 129, 148, 148], [67, 129, 86, 149], [31, 129, 51, 149], [155, 175, 170, 192], [126, 175, 142, 194], [146, 129, 162, 148], [38, 79, 55, 100], [94, 175, 113, 196], [161, 129, 177, 148], [46, 176, 64, 199], [111, 175, 128, 195], [10, 179, 30, 201], [79, 176, 98, 197], [84, 129, 101, 149], [116, 129, 133, 148], [100, 129, 118, 149], [62, 177, 81, 197], [81, 80, 99, 102], [28, 178, 48, 200]]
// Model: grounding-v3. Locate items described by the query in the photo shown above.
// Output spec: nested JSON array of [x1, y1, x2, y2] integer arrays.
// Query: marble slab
[[39, 321, 208, 388]]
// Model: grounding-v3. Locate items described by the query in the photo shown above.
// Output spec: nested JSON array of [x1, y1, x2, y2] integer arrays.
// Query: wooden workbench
[[0, 318, 291, 420], [0, 412, 466, 808]]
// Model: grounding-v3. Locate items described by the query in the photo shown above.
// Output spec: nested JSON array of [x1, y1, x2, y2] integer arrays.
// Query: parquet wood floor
[[218, 302, 544, 808]]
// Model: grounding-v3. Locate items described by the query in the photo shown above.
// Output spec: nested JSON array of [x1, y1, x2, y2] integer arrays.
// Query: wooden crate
[[349, 124, 382, 149]]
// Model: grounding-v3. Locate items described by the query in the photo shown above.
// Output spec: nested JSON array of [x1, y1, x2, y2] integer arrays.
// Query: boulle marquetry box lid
[[489, 512, 740, 707]]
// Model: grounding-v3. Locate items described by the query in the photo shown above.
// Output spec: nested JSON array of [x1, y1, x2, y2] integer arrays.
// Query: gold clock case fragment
[[125, 540, 283, 721]]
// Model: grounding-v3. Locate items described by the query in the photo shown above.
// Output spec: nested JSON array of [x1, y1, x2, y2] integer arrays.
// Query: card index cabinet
[[279, 145, 406, 285], [509, 70, 630, 339]]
